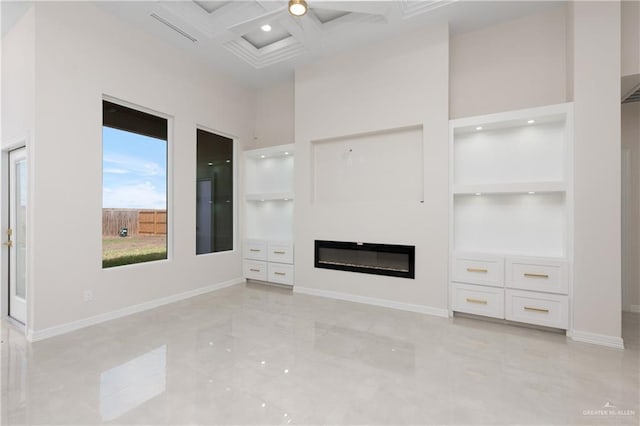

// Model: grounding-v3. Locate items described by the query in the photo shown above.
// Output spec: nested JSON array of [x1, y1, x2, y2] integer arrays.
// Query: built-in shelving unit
[[449, 103, 573, 331], [243, 144, 294, 286]]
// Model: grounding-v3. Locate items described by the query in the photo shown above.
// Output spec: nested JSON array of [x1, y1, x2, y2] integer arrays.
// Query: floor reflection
[[314, 322, 416, 374], [99, 345, 167, 421]]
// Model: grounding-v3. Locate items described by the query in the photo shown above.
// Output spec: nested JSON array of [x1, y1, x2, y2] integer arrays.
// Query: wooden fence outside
[[138, 210, 167, 235], [102, 209, 167, 236]]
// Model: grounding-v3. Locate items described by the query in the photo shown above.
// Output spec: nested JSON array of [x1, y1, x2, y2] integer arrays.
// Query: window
[[102, 100, 168, 268], [196, 129, 234, 254]]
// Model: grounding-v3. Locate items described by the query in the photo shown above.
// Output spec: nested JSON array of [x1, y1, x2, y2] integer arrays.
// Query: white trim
[[571, 330, 624, 349], [623, 304, 640, 313], [26, 278, 244, 342], [293, 286, 449, 318]]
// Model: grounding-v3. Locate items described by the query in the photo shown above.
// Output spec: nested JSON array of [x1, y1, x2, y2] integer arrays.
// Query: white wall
[[1, 6, 35, 144], [622, 102, 640, 313], [450, 5, 567, 119], [622, 0, 640, 78], [252, 80, 294, 150], [28, 2, 254, 333], [571, 1, 622, 344], [1, 5, 35, 325], [294, 24, 450, 313]]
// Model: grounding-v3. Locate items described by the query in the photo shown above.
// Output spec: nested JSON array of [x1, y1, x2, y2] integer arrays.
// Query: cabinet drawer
[[452, 253, 504, 287], [505, 290, 568, 329], [506, 257, 568, 294], [452, 283, 504, 319], [244, 260, 267, 281], [267, 263, 294, 286], [267, 241, 294, 264], [244, 239, 267, 261]]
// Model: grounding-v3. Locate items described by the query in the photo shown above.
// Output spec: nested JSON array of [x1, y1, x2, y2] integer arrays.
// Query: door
[[622, 148, 631, 311], [7, 147, 27, 324]]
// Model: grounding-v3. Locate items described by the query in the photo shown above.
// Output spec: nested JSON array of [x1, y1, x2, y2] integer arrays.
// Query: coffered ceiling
[[3, 1, 565, 88]]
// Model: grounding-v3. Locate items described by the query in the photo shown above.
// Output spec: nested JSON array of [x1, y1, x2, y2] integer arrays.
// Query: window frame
[[101, 95, 173, 269], [195, 124, 238, 257]]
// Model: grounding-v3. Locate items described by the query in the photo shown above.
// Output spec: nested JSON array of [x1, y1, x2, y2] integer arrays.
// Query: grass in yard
[[102, 235, 167, 268]]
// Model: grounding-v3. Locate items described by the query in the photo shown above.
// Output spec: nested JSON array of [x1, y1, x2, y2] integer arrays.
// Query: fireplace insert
[[314, 240, 415, 279]]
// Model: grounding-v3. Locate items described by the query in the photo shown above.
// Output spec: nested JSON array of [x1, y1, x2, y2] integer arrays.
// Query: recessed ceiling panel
[[311, 8, 350, 24], [242, 25, 291, 49], [193, 1, 231, 14]]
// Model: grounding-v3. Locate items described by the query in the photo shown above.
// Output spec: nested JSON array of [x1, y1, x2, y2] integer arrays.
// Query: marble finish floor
[[1, 282, 639, 425]]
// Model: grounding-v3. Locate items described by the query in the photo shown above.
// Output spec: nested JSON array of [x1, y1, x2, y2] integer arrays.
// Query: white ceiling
[[3, 1, 565, 89]]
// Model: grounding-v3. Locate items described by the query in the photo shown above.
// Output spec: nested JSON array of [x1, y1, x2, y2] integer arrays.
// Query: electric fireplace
[[314, 240, 415, 279]]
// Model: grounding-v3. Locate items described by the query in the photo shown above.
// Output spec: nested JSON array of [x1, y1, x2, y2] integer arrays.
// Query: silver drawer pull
[[466, 298, 487, 305], [524, 273, 549, 279], [524, 306, 549, 313], [274, 272, 286, 276], [249, 268, 261, 272], [250, 249, 261, 252], [467, 267, 488, 273], [273, 250, 286, 254]]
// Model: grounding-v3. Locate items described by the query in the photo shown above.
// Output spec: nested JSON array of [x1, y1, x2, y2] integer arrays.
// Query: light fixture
[[261, 24, 272, 32], [260, 155, 266, 158], [528, 191, 536, 194], [208, 162, 213, 166], [284, 152, 289, 155], [528, 119, 535, 124], [226, 159, 231, 163], [476, 126, 483, 131], [475, 192, 482, 196], [288, 0, 308, 16]]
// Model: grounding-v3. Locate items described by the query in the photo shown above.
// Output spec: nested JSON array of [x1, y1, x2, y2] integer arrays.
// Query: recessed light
[[528, 120, 535, 124], [284, 152, 289, 155], [284, 198, 289, 201], [260, 155, 266, 158], [208, 162, 213, 166], [476, 126, 483, 131], [261, 24, 272, 32], [528, 191, 536, 194], [226, 159, 231, 163], [475, 193, 482, 196]]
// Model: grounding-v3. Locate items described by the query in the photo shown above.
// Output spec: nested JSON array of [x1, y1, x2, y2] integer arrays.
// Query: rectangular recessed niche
[[315, 240, 415, 279], [312, 125, 424, 204]]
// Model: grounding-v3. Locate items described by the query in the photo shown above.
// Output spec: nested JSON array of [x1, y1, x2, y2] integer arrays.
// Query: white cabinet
[[267, 241, 294, 264], [244, 260, 268, 281], [243, 144, 295, 286], [452, 282, 505, 319], [267, 263, 294, 286], [505, 289, 568, 329], [506, 257, 568, 294], [449, 103, 573, 331], [452, 253, 504, 287], [244, 239, 267, 261]]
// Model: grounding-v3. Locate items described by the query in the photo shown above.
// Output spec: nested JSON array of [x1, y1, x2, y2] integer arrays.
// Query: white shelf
[[244, 144, 294, 159], [244, 143, 295, 250], [246, 193, 294, 202], [453, 181, 566, 195], [449, 103, 573, 331]]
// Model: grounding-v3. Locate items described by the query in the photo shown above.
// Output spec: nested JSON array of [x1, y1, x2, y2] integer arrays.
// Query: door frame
[[1, 135, 33, 334]]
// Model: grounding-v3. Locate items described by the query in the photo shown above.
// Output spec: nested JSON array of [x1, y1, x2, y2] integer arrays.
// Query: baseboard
[[293, 286, 449, 318], [623, 304, 640, 313], [27, 278, 244, 342], [571, 330, 625, 349]]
